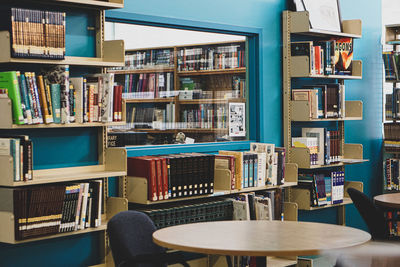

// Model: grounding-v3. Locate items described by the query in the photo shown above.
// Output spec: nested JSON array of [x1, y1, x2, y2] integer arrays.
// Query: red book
[[160, 157, 169, 200], [113, 85, 118, 122], [155, 157, 163, 200], [127, 157, 158, 201], [118, 85, 123, 121], [314, 46, 321, 75]]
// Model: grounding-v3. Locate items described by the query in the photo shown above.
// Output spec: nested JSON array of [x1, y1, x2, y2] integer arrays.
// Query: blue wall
[[0, 0, 382, 266]]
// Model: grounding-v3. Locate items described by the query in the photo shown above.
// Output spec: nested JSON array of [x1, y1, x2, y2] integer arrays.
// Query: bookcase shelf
[[290, 56, 363, 79], [179, 98, 246, 105], [289, 181, 363, 211], [0, 148, 127, 187], [289, 11, 362, 38], [0, 32, 125, 67], [290, 144, 368, 169], [20, 0, 124, 9], [290, 100, 363, 122], [125, 98, 177, 103], [0, 98, 126, 129], [126, 163, 298, 205], [108, 67, 175, 74], [177, 67, 246, 76]]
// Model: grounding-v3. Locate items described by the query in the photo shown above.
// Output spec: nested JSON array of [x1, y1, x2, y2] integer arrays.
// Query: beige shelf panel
[[289, 11, 362, 38], [27, 0, 124, 9], [125, 97, 176, 104], [0, 98, 126, 129], [127, 163, 298, 204], [290, 56, 362, 79], [385, 25, 400, 44], [177, 67, 246, 76], [108, 67, 175, 74], [290, 100, 363, 121], [0, 32, 124, 67], [0, 148, 127, 186], [290, 181, 361, 211], [283, 202, 298, 221], [290, 144, 367, 169], [179, 98, 246, 105]]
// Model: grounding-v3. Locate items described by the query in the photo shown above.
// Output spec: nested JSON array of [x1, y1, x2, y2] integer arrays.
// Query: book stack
[[218, 143, 285, 189], [122, 72, 175, 99], [291, 38, 354, 76], [128, 153, 215, 201], [384, 210, 400, 237], [0, 135, 33, 182], [385, 89, 400, 120], [383, 51, 400, 81], [0, 70, 122, 125], [11, 181, 102, 240], [384, 123, 400, 140], [126, 104, 175, 130], [177, 43, 246, 71], [297, 171, 344, 207], [384, 158, 400, 191], [180, 104, 225, 129], [140, 199, 233, 229], [292, 83, 345, 119], [121, 49, 174, 70], [2, 8, 66, 59]]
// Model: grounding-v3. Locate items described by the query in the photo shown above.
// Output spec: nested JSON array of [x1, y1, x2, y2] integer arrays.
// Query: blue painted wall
[[0, 0, 382, 266]]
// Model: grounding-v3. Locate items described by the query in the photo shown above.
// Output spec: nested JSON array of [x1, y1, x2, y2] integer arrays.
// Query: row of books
[[385, 158, 400, 191], [12, 181, 102, 240], [122, 72, 174, 99], [386, 211, 400, 237], [384, 123, 400, 140], [231, 189, 284, 221], [107, 131, 147, 147], [292, 83, 345, 119], [0, 135, 32, 182], [122, 49, 174, 70], [292, 128, 342, 166], [177, 44, 246, 71], [384, 140, 400, 153], [0, 69, 123, 125], [3, 8, 66, 59], [385, 89, 400, 120], [181, 105, 227, 129], [219, 143, 285, 189], [140, 199, 233, 229], [383, 51, 400, 81], [127, 104, 175, 130], [128, 153, 215, 201], [297, 171, 345, 207], [291, 38, 354, 76]]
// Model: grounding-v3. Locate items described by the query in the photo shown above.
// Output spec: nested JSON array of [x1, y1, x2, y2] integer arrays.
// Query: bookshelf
[[108, 40, 247, 145], [0, 1, 127, 267], [282, 11, 366, 225]]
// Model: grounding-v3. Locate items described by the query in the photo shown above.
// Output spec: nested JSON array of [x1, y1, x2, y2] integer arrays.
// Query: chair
[[107, 210, 190, 267], [347, 188, 389, 240]]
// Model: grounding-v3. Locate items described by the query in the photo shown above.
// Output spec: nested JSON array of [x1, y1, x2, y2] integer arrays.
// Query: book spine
[[0, 72, 25, 124], [50, 84, 61, 123], [30, 73, 44, 124], [37, 75, 52, 123], [18, 74, 33, 124]]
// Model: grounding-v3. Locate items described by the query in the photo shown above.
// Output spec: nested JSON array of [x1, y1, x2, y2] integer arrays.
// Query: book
[[0, 71, 25, 124], [332, 37, 353, 75], [127, 156, 158, 201], [302, 128, 325, 166], [50, 84, 61, 123], [219, 150, 243, 189], [250, 143, 275, 185]]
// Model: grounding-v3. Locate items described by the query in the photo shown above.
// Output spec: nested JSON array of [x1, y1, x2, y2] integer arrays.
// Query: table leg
[[338, 205, 345, 225]]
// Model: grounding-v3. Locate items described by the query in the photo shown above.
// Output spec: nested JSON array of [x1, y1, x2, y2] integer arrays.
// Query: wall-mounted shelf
[[290, 56, 362, 79], [126, 163, 298, 205], [289, 11, 362, 38], [290, 144, 368, 169], [291, 101, 363, 122], [0, 32, 125, 67], [0, 148, 127, 187], [177, 67, 246, 76], [290, 181, 363, 211]]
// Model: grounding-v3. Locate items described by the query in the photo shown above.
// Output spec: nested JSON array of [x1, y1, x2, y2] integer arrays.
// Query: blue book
[[18, 73, 33, 124], [253, 155, 258, 187], [324, 176, 332, 204]]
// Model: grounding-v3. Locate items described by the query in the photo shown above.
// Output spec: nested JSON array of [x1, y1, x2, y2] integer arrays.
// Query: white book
[[250, 143, 275, 185], [80, 183, 90, 229], [255, 152, 267, 186], [232, 199, 249, 221], [302, 128, 325, 166], [70, 77, 84, 123]]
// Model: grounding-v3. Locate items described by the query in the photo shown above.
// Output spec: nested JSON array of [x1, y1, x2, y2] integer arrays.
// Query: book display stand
[[0, 1, 127, 266], [282, 11, 366, 225]]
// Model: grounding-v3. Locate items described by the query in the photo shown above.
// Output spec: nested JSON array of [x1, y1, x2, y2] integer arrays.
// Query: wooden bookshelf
[[108, 67, 175, 74], [177, 67, 246, 76], [125, 97, 176, 104], [0, 32, 124, 67], [179, 98, 246, 105], [19, 0, 124, 9]]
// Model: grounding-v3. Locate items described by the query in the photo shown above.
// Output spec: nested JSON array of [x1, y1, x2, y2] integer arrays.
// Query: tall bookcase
[[108, 40, 248, 144], [0, 1, 127, 266], [282, 11, 366, 225]]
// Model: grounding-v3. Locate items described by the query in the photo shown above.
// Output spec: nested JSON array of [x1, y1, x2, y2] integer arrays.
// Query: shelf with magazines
[[0, 1, 127, 266], [282, 10, 365, 225]]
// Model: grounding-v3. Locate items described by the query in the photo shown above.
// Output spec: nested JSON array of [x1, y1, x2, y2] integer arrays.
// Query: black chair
[[347, 188, 389, 240], [107, 210, 190, 267]]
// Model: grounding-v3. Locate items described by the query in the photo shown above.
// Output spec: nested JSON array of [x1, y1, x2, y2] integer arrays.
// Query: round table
[[374, 193, 400, 209], [152, 220, 371, 257]]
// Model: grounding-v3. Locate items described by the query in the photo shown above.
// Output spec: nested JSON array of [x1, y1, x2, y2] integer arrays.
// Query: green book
[[0, 71, 25, 124], [50, 84, 61, 123]]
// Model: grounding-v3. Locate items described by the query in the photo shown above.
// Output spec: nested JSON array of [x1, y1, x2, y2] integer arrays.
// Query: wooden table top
[[152, 220, 371, 257], [374, 193, 400, 209]]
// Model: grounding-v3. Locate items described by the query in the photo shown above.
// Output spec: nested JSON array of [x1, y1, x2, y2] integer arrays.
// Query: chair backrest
[[107, 210, 166, 267], [347, 188, 389, 240]]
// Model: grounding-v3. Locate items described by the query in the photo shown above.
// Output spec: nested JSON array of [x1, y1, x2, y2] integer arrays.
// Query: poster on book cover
[[229, 102, 246, 137]]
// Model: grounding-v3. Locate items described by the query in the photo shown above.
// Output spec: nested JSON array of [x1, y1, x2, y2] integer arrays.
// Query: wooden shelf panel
[[125, 98, 176, 103], [108, 67, 175, 74], [290, 101, 363, 122], [177, 67, 246, 76], [0, 148, 127, 186], [22, 0, 124, 9], [289, 11, 362, 38], [290, 145, 368, 169], [179, 98, 246, 104], [0, 32, 124, 67], [290, 56, 362, 79]]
